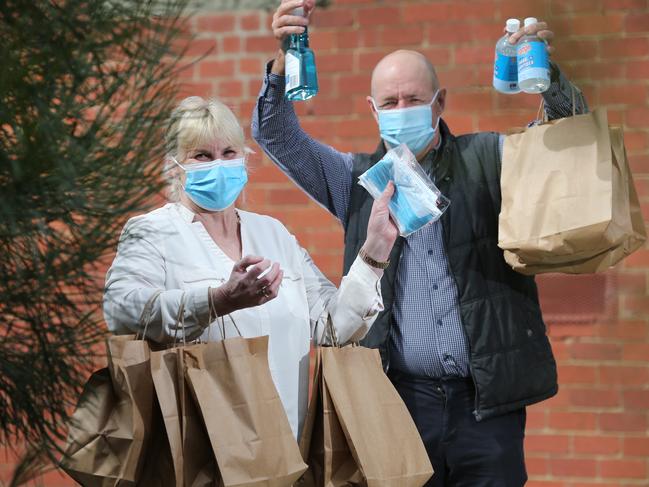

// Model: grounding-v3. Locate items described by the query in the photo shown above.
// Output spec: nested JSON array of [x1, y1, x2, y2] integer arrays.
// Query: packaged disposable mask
[[358, 144, 450, 236]]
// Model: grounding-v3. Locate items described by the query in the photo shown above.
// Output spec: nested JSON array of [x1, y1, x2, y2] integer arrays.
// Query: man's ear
[[436, 88, 447, 114], [367, 96, 379, 124]]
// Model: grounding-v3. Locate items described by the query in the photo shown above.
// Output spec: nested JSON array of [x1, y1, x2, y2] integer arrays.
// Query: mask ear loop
[[170, 156, 186, 171]]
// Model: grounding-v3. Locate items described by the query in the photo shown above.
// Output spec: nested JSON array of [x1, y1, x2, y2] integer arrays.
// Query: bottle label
[[285, 52, 301, 93], [517, 40, 549, 83], [493, 52, 518, 92]]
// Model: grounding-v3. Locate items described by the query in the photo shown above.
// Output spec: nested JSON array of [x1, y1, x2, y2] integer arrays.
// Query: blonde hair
[[164, 96, 246, 202]]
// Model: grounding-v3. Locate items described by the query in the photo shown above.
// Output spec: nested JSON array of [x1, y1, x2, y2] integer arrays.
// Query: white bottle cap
[[524, 17, 538, 27], [505, 18, 520, 33], [292, 7, 305, 16]]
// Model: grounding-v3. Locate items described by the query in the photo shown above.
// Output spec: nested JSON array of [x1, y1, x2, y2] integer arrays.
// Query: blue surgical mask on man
[[172, 156, 248, 211], [372, 90, 441, 157]]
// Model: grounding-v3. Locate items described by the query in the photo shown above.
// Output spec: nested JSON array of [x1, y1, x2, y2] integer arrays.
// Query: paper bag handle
[[172, 292, 187, 347], [325, 316, 340, 348], [137, 289, 163, 341], [218, 314, 242, 340]]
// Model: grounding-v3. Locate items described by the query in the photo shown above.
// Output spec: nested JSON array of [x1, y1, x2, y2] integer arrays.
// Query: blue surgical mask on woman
[[372, 90, 441, 156], [172, 156, 248, 211]]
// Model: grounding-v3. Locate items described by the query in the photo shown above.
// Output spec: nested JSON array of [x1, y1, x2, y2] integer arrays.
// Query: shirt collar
[[170, 201, 196, 223]]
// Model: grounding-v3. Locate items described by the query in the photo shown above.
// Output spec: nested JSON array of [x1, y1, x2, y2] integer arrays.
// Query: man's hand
[[270, 0, 316, 75], [508, 21, 555, 55], [362, 182, 399, 271]]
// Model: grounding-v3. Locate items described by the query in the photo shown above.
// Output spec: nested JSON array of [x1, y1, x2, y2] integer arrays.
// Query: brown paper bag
[[60, 335, 153, 487], [317, 345, 434, 487], [500, 116, 646, 274], [499, 109, 646, 271], [151, 346, 219, 487], [138, 395, 177, 487], [184, 336, 307, 487], [298, 347, 362, 487]]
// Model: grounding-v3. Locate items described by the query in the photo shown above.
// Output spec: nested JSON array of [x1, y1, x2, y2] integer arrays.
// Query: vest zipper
[[435, 145, 483, 422]]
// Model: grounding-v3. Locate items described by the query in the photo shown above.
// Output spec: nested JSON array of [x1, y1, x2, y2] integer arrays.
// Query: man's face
[[368, 55, 444, 123], [372, 68, 436, 111]]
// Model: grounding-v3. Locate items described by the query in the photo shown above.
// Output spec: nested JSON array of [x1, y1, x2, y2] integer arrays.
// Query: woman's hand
[[362, 182, 399, 266], [210, 255, 283, 316]]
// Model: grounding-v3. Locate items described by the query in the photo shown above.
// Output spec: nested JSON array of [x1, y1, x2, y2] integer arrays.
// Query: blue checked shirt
[[252, 62, 587, 378]]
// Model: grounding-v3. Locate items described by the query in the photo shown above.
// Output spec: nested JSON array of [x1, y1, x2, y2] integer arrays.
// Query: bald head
[[370, 50, 439, 101], [366, 50, 446, 160]]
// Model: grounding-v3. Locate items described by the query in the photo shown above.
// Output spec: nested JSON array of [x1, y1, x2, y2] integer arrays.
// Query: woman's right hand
[[210, 255, 283, 316]]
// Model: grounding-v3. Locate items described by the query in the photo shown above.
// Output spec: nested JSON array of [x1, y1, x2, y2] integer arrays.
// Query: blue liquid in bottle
[[285, 27, 318, 101]]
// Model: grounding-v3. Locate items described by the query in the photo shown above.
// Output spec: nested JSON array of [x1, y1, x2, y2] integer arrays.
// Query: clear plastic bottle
[[517, 17, 550, 94], [493, 18, 521, 94], [285, 8, 318, 101]]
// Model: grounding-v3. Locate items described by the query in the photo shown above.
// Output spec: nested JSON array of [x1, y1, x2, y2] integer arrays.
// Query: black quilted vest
[[343, 120, 558, 420]]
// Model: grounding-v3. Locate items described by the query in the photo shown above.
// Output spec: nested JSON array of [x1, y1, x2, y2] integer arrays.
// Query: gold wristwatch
[[358, 247, 390, 270]]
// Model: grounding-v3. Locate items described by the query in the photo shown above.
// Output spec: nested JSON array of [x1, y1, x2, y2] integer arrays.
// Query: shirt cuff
[[185, 287, 212, 329], [262, 60, 287, 104], [543, 61, 570, 103], [541, 61, 588, 117], [344, 256, 383, 315], [349, 256, 382, 291]]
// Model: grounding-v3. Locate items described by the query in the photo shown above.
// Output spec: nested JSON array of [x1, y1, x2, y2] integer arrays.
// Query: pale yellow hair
[[164, 96, 246, 201]]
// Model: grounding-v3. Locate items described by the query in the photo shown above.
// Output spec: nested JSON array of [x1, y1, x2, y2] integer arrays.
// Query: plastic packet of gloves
[[358, 143, 450, 237]]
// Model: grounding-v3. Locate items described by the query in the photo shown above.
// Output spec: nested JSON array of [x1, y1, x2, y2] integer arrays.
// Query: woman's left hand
[[362, 182, 399, 263]]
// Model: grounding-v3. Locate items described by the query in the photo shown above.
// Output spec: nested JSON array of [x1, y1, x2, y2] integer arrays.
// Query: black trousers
[[388, 370, 527, 487]]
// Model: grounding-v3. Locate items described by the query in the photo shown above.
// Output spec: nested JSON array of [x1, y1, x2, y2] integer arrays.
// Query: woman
[[103, 96, 398, 438]]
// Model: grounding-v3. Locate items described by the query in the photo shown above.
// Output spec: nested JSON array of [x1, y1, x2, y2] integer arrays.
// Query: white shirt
[[103, 202, 383, 437]]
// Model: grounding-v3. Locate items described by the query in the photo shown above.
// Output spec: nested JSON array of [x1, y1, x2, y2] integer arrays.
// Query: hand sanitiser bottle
[[285, 8, 318, 101], [517, 17, 550, 94], [493, 18, 521, 94]]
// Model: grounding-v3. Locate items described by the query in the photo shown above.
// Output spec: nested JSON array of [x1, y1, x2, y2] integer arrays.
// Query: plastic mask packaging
[[358, 144, 450, 236]]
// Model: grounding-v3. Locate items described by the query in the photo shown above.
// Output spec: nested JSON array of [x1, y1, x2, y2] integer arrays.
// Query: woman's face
[[182, 139, 244, 165]]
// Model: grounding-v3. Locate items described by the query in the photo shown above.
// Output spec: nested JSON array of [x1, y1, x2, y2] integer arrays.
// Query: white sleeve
[[296, 241, 383, 345], [103, 219, 211, 344]]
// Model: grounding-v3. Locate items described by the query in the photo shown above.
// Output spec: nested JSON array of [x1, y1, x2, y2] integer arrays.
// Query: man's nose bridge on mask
[[372, 90, 439, 113]]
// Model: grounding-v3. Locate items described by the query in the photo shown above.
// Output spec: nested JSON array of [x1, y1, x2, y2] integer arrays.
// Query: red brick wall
[[3, 1, 647, 485], [184, 2, 649, 486]]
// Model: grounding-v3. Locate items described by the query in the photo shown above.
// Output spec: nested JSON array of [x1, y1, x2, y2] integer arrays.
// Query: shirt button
[[437, 319, 443, 326], [433, 284, 439, 290], [427, 249, 434, 255]]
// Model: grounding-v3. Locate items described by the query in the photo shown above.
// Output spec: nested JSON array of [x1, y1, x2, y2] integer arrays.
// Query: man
[[252, 1, 588, 485]]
